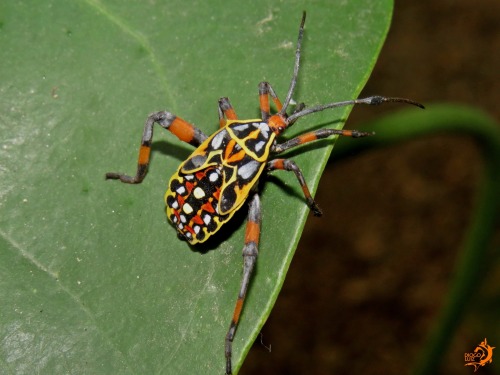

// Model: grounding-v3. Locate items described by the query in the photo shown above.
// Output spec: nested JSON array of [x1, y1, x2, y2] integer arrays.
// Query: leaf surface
[[0, 1, 393, 373]]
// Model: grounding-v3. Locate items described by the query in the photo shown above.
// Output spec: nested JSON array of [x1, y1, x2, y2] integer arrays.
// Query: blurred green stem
[[330, 104, 500, 374]]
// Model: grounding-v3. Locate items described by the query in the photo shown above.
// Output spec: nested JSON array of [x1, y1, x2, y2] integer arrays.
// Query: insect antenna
[[279, 12, 424, 125], [279, 11, 307, 117], [286, 96, 424, 125]]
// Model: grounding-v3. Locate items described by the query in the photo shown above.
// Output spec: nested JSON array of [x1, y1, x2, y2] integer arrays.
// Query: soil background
[[243, 1, 499, 374]]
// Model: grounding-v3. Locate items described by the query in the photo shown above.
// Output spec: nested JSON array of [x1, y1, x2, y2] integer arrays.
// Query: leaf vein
[[82, 0, 175, 106]]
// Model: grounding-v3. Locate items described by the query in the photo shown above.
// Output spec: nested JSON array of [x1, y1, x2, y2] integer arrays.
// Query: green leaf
[[0, 1, 393, 374]]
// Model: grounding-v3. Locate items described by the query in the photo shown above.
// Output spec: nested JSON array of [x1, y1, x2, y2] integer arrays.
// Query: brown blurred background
[[244, 1, 499, 374]]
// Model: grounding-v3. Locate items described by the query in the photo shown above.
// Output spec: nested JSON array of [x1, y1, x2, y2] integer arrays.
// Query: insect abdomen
[[165, 166, 233, 244], [165, 120, 275, 244]]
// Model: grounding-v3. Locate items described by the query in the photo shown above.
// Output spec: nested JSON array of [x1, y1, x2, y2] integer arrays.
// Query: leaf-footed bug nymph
[[106, 11, 423, 374]]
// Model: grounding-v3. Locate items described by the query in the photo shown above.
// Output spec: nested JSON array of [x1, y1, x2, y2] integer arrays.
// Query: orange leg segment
[[218, 97, 239, 128], [267, 158, 322, 216], [225, 193, 261, 375], [105, 111, 208, 184], [272, 127, 374, 154], [258, 81, 283, 120]]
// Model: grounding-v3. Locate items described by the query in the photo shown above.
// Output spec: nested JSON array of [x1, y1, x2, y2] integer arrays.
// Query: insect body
[[105, 12, 423, 375], [165, 119, 275, 243]]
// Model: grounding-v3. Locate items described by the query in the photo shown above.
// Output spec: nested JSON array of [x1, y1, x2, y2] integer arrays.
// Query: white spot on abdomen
[[238, 160, 260, 179]]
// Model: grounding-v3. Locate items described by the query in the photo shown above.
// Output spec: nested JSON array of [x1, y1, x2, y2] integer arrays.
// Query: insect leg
[[105, 111, 208, 184], [225, 193, 261, 375], [258, 81, 284, 121], [218, 97, 239, 128], [272, 127, 374, 154], [258, 81, 305, 123], [267, 158, 322, 216]]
